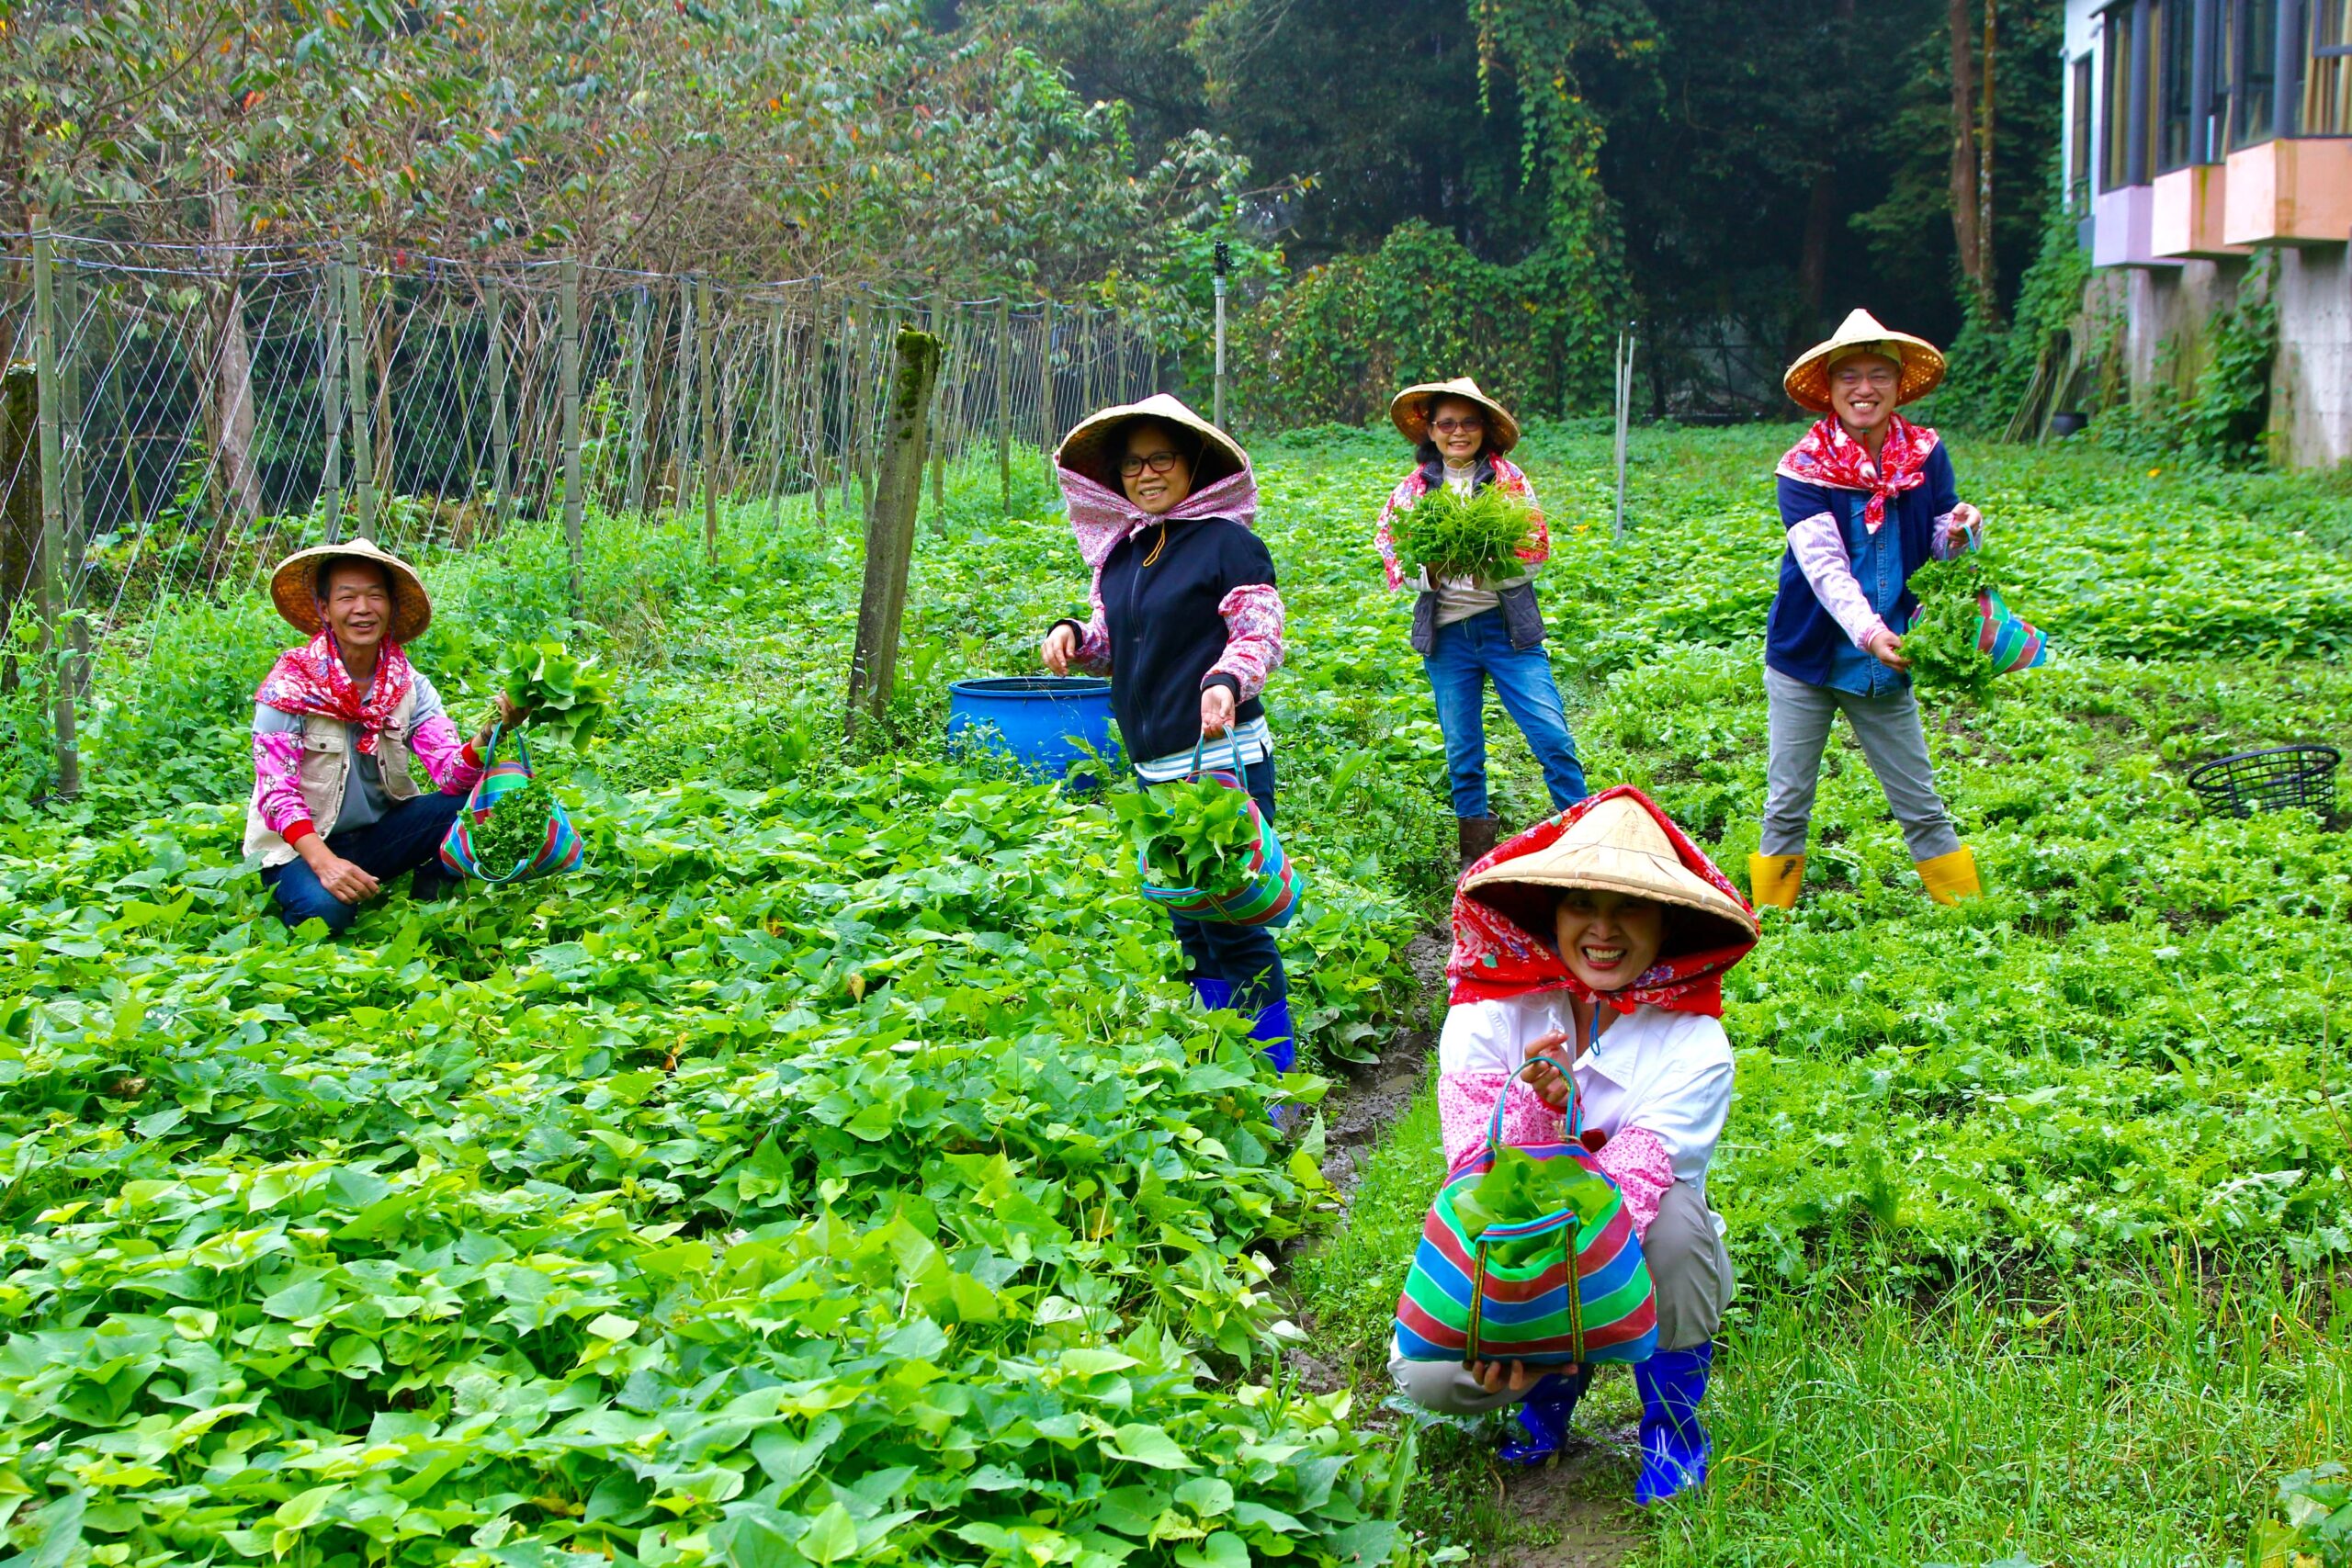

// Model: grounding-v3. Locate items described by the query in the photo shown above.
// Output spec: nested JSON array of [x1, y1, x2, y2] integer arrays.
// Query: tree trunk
[[203, 175, 262, 558], [1980, 0, 1998, 317], [1948, 0, 1991, 310]]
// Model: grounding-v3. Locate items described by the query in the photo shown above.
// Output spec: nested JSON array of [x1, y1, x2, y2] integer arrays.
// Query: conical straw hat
[[1388, 377, 1521, 456], [267, 536, 432, 643], [1781, 308, 1946, 414], [1055, 394, 1250, 492], [1461, 795, 1758, 956]]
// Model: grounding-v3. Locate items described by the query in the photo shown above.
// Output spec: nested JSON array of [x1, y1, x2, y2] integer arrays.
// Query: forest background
[[2, 0, 2061, 434]]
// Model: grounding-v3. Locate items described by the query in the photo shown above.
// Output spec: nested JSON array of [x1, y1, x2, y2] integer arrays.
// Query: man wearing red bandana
[[1752, 309, 1987, 911]]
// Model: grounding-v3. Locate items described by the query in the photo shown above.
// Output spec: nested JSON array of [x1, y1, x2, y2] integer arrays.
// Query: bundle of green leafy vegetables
[[1391, 483, 1540, 582], [495, 640, 615, 745], [1904, 555, 1999, 701], [1453, 1141, 1620, 1266], [1113, 773, 1261, 895], [465, 776, 557, 877]]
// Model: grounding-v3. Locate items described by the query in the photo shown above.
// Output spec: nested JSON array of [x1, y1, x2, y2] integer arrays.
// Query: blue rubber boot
[[1190, 976, 1235, 1013], [1633, 1343, 1713, 1505], [1248, 998, 1295, 1075], [1497, 1369, 1592, 1468]]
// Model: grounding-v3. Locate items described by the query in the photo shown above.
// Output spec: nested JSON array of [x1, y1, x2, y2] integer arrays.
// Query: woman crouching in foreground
[[1390, 786, 1758, 1505]]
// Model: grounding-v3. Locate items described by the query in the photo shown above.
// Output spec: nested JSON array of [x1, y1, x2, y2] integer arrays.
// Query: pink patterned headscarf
[[1057, 463, 1261, 569]]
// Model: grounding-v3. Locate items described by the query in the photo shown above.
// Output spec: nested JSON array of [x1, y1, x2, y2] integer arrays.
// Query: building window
[[2312, 0, 2352, 133], [2104, 5, 2141, 186], [2159, 0, 2196, 167], [2227, 0, 2279, 147], [2072, 53, 2097, 202]]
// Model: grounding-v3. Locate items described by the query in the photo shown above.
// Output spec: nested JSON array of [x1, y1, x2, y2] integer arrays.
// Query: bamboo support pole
[[343, 243, 376, 541], [322, 267, 344, 539], [809, 280, 828, 527], [1036, 301, 1055, 458], [673, 279, 696, 521], [560, 258, 585, 615], [995, 298, 1012, 514], [624, 285, 651, 515], [765, 297, 787, 526], [488, 280, 512, 535], [697, 277, 719, 562]]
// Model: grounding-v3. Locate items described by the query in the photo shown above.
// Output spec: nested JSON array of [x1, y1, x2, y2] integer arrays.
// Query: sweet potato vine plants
[[3, 424, 2351, 1568]]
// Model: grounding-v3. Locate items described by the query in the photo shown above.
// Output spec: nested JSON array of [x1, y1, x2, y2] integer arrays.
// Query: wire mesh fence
[[0, 236, 1170, 790]]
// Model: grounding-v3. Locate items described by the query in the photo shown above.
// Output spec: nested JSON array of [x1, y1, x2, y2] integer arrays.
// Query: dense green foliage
[[500, 643, 617, 750], [1900, 554, 1997, 700], [1115, 777, 1263, 898], [1385, 483, 1539, 585], [466, 776, 560, 880], [4, 423, 2350, 1565]]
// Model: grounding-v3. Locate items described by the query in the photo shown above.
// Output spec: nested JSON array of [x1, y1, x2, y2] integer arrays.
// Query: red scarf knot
[[254, 632, 416, 755], [1776, 413, 1939, 536]]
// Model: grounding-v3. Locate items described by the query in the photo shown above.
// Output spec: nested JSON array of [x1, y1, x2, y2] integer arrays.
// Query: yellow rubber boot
[[1747, 852, 1804, 910], [1915, 845, 1982, 905]]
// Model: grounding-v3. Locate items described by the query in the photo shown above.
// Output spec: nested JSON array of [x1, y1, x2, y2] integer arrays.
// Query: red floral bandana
[[1775, 413, 1939, 535], [1445, 785, 1758, 1019], [254, 632, 416, 755]]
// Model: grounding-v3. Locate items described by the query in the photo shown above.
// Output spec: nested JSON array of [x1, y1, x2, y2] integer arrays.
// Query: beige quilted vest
[[243, 685, 422, 867]]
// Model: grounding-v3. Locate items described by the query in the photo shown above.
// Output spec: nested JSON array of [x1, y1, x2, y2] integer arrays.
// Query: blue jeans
[[262, 791, 464, 935], [1165, 756, 1286, 1015], [1423, 608, 1589, 818]]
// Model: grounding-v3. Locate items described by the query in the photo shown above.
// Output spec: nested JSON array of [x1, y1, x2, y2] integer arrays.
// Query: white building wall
[[2275, 248, 2352, 468]]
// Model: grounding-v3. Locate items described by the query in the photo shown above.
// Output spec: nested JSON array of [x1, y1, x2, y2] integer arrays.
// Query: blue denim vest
[[1822, 491, 1910, 697]]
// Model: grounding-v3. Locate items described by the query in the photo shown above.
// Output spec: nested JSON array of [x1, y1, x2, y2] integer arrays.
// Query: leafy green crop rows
[[4, 423, 2349, 1568]]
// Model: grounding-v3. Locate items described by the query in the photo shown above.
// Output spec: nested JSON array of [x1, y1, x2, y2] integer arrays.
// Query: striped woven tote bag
[[1136, 735, 1303, 929], [1393, 1058, 1658, 1368], [437, 726, 585, 886]]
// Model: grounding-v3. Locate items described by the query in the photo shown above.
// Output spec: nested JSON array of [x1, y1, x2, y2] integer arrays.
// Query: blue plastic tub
[[946, 677, 1120, 790]]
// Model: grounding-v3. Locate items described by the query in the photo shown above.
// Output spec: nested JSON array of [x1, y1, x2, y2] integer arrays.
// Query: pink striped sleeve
[[252, 730, 311, 839], [1931, 501, 1984, 560], [1205, 583, 1284, 701], [409, 714, 485, 795], [1374, 475, 1425, 592], [1437, 1070, 1566, 1171], [1594, 1125, 1676, 1239], [1496, 458, 1550, 568], [1062, 568, 1113, 673]]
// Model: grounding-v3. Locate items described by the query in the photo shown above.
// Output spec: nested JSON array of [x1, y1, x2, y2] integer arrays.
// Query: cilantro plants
[[1390, 483, 1540, 582]]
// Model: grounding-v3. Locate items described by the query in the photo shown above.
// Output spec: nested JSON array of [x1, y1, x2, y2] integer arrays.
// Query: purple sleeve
[[1787, 510, 1888, 649], [409, 713, 485, 795], [253, 730, 311, 840]]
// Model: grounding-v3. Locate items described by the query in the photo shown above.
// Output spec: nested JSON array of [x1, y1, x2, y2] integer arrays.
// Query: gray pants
[[1389, 1180, 1735, 1416], [1760, 666, 1962, 862]]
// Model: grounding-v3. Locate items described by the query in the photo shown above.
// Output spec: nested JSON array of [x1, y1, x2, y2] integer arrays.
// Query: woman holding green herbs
[[1389, 786, 1758, 1505], [1039, 395, 1295, 1074], [1375, 378, 1587, 871], [1752, 310, 1984, 910]]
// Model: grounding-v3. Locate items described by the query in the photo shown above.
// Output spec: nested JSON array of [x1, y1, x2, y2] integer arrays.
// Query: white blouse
[[1437, 990, 1735, 1205]]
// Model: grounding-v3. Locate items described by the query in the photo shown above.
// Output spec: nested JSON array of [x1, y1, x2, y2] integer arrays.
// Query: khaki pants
[[1389, 1180, 1734, 1416]]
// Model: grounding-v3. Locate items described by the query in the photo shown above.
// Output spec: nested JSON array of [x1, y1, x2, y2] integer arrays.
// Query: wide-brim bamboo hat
[[1055, 394, 1250, 492], [1461, 794, 1758, 957], [267, 536, 432, 643], [1782, 308, 1946, 414], [1388, 377, 1522, 457]]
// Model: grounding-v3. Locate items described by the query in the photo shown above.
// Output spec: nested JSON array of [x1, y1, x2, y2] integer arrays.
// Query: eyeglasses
[[1832, 367, 1900, 389], [1430, 416, 1485, 435], [1119, 450, 1184, 477]]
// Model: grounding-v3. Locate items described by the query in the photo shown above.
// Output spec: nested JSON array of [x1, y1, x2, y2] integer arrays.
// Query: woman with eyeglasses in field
[[1375, 378, 1588, 871], [1040, 395, 1295, 1074]]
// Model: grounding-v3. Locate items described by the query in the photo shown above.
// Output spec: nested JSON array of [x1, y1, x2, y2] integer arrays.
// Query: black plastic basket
[[2186, 744, 2340, 819]]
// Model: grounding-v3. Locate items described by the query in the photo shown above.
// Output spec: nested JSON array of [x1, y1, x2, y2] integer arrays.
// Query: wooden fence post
[[31, 228, 79, 796], [995, 297, 1012, 514], [342, 242, 377, 541], [487, 278, 512, 535], [844, 328, 943, 739], [624, 285, 650, 515], [1037, 300, 1055, 458], [560, 258, 585, 616], [698, 277, 719, 563], [765, 296, 786, 527], [57, 260, 85, 688]]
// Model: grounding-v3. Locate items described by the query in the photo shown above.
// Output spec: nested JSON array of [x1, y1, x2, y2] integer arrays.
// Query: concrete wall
[[2086, 251, 2351, 468]]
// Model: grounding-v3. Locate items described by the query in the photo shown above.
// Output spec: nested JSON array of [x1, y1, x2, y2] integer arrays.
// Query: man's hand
[[1200, 682, 1237, 739], [1866, 627, 1909, 671], [1041, 625, 1078, 676], [299, 839, 379, 905]]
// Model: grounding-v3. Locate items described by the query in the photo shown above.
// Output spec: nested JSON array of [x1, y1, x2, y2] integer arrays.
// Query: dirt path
[[1283, 930, 1645, 1568]]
